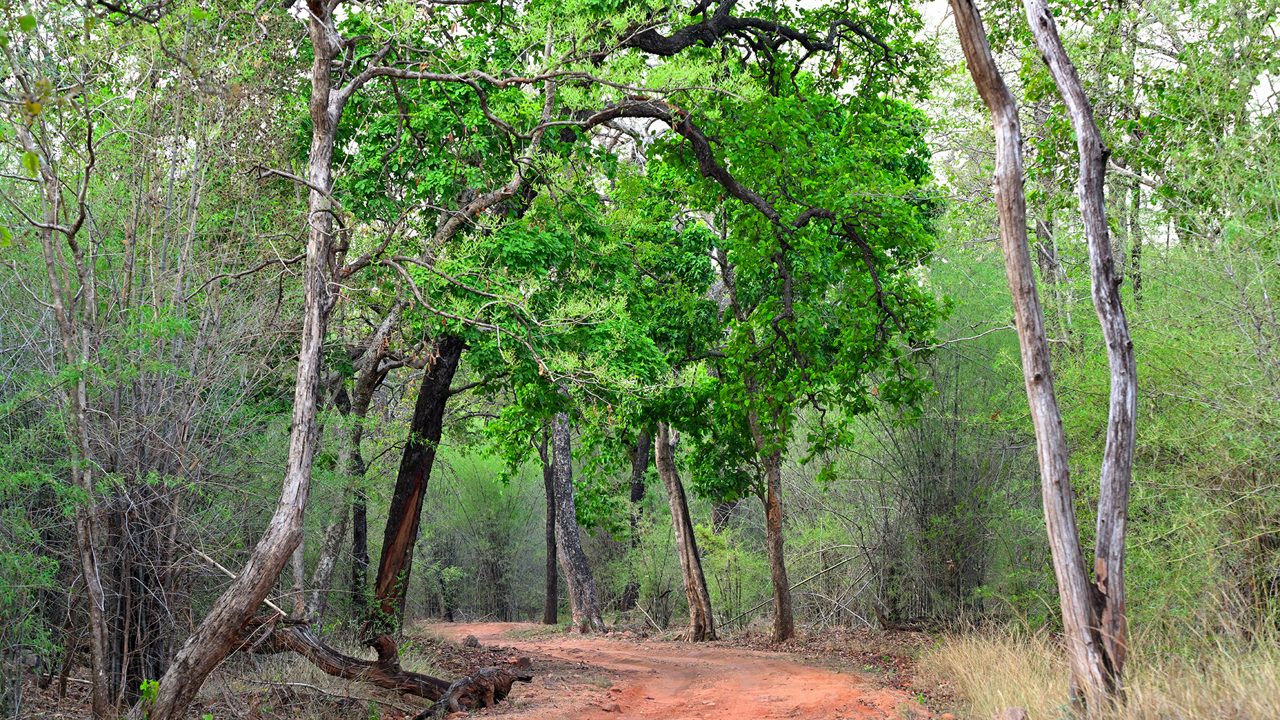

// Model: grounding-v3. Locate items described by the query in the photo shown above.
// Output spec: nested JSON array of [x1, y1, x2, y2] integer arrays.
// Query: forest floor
[[422, 621, 947, 720], [17, 621, 953, 719]]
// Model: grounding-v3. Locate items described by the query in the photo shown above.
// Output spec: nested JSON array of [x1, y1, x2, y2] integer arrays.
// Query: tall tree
[[949, 0, 1137, 710]]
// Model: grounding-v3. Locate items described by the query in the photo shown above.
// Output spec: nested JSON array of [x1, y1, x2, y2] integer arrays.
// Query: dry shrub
[[921, 626, 1280, 719]]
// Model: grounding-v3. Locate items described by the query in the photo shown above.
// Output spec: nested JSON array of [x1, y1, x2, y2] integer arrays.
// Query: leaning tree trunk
[[618, 429, 652, 612], [654, 424, 716, 641], [135, 6, 343, 717], [538, 431, 559, 625], [950, 0, 1136, 711], [371, 334, 465, 633], [1024, 0, 1138, 700], [550, 413, 606, 633]]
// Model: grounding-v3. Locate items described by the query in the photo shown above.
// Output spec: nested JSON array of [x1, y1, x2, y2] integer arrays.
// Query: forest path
[[421, 621, 931, 720]]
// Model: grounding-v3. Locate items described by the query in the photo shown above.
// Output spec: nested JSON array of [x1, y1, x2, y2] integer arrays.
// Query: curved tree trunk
[[1024, 0, 1138, 701], [538, 431, 559, 625], [950, 0, 1136, 711], [654, 424, 716, 641], [372, 335, 465, 632], [251, 621, 450, 699], [551, 413, 606, 633], [135, 6, 343, 716]]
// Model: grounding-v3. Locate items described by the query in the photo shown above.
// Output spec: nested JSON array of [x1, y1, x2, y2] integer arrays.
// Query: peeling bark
[[372, 335, 465, 631], [1024, 0, 1138, 701]]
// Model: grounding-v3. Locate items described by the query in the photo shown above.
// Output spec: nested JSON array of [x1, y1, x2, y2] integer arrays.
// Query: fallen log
[[239, 617, 450, 700]]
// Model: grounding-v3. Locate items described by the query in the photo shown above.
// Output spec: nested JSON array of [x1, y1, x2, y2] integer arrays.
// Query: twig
[[183, 543, 287, 617], [726, 558, 866, 627], [635, 603, 663, 632], [235, 677, 421, 715]]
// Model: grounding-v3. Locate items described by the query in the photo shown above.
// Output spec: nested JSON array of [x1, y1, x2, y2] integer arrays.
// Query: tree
[[655, 423, 716, 640], [948, 0, 1137, 710]]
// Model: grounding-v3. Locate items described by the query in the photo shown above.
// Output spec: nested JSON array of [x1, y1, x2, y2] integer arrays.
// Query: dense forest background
[[0, 0, 1276, 717]]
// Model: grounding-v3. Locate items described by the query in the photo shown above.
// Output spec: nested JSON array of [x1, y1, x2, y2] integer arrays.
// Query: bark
[[371, 335, 465, 631], [307, 504, 349, 624], [1024, 0, 1138, 701], [950, 0, 1136, 711], [654, 424, 716, 641], [551, 413, 606, 633], [538, 432, 558, 625], [618, 429, 651, 611], [759, 448, 794, 642], [137, 5, 343, 716], [1129, 182, 1142, 303], [744, 393, 794, 642]]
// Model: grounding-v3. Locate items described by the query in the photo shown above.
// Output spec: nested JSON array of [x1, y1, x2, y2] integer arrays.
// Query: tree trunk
[[311, 308, 398, 623], [136, 6, 343, 717], [250, 620, 451, 699], [950, 0, 1136, 711], [745, 396, 794, 643], [371, 335, 465, 632], [619, 429, 651, 611], [760, 448, 794, 642], [654, 424, 716, 641], [1024, 0, 1138, 703], [352, 489, 370, 619], [551, 413, 606, 633], [538, 431, 558, 625]]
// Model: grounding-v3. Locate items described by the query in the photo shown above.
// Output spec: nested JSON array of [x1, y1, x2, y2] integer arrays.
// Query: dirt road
[[423, 622, 931, 720]]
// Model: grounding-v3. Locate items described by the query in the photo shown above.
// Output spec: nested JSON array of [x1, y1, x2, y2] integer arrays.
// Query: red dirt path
[[423, 622, 932, 720]]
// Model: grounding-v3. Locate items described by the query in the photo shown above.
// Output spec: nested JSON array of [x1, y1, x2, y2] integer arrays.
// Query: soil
[[422, 621, 937, 720], [16, 623, 948, 719]]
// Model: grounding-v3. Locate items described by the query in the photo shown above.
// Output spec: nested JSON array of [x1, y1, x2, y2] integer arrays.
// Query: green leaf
[[18, 14, 36, 33], [21, 150, 39, 177], [0, 227, 11, 247]]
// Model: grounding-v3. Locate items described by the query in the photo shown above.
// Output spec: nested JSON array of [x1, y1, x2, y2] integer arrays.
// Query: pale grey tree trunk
[[1024, 0, 1138, 702], [551, 413, 606, 633], [654, 423, 716, 641], [136, 5, 344, 717], [950, 0, 1137, 711]]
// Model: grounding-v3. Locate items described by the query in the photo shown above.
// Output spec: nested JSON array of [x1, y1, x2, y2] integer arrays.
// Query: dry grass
[[920, 627, 1280, 719]]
